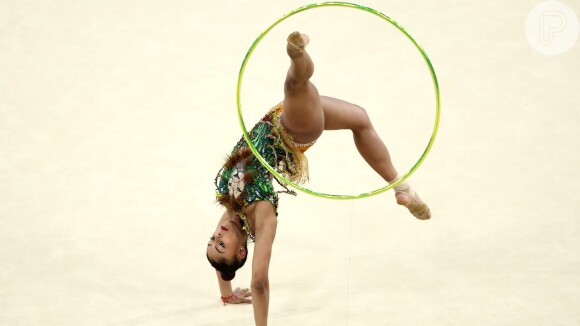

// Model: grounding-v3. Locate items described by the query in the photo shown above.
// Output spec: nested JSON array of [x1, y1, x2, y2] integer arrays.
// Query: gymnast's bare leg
[[281, 32, 431, 220]]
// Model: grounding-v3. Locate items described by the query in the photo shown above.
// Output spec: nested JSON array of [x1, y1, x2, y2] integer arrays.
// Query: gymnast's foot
[[394, 182, 431, 220], [287, 31, 310, 58]]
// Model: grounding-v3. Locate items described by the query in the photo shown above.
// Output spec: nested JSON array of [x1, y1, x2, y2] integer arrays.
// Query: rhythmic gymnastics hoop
[[237, 2, 440, 200]]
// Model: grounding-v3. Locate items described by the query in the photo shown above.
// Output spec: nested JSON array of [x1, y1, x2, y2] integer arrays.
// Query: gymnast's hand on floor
[[223, 287, 252, 304]]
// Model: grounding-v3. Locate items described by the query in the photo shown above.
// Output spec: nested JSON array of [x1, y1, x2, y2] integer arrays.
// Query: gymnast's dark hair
[[206, 241, 249, 281]]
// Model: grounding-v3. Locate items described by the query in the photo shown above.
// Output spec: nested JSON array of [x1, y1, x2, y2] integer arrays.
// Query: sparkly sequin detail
[[215, 104, 310, 219], [238, 212, 255, 241], [276, 112, 316, 152]]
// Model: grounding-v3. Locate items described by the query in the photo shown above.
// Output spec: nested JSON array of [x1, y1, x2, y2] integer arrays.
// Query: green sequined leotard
[[214, 104, 312, 217]]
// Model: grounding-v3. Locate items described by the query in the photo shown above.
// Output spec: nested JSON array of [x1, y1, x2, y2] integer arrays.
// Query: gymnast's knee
[[353, 105, 372, 131], [284, 77, 308, 94]]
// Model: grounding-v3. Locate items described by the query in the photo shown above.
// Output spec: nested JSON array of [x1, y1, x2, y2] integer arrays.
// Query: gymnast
[[207, 32, 431, 325]]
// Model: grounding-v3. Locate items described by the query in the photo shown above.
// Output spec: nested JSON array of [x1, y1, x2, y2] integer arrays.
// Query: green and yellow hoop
[[236, 2, 440, 200]]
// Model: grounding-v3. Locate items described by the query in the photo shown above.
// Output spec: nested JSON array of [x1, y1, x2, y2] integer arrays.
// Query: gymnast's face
[[206, 220, 246, 263]]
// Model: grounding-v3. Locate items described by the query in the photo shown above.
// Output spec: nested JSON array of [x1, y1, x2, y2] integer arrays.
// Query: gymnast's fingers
[[234, 287, 251, 297]]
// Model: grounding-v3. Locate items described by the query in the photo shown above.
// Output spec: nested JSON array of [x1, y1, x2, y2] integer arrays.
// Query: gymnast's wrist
[[221, 294, 234, 304]]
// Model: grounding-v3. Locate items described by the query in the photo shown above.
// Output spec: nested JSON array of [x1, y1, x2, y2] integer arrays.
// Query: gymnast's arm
[[212, 211, 251, 304], [214, 211, 235, 298], [216, 270, 234, 297], [250, 201, 278, 326]]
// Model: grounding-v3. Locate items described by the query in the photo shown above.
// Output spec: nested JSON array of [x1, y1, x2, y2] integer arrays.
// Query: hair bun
[[221, 271, 236, 281]]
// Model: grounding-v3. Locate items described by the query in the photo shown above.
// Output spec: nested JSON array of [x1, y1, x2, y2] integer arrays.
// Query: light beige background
[[1, 1, 579, 325]]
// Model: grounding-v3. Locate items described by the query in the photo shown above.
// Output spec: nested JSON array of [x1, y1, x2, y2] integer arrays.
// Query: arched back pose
[[206, 32, 431, 325]]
